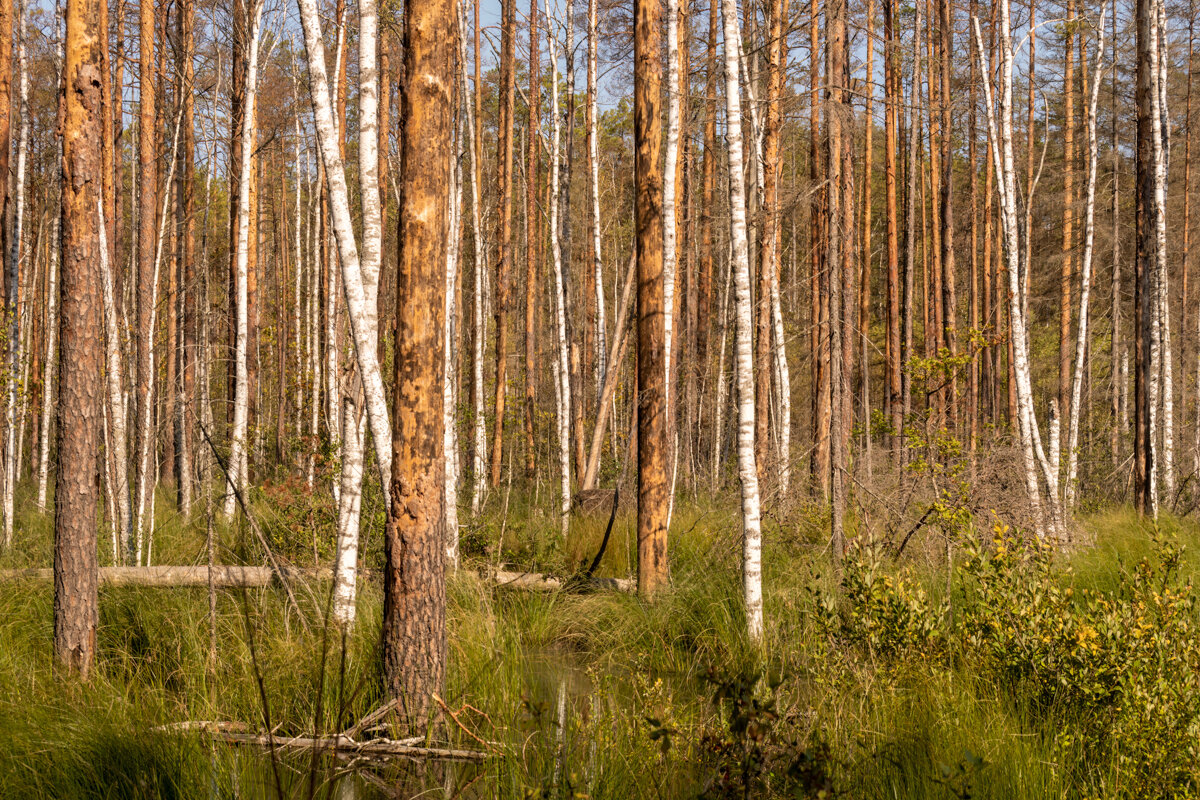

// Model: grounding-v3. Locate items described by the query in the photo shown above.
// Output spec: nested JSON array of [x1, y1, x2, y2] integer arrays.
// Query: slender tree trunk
[[547, 19, 571, 539], [465, 2, 487, 515], [524, 0, 539, 480], [2, 0, 27, 543], [697, 0, 716, 469], [133, 0, 155, 552], [719, 0, 763, 638], [884, 0, 901, 454], [223, 0, 264, 520], [176, 0, 195, 517], [587, 0, 607, 403], [1060, 0, 1076, 452], [490, 0, 516, 487], [827, 0, 851, 560], [297, 0, 395, 514], [938, 0, 956, 427], [381, 0, 454, 722], [444, 84, 464, 565], [1066, 18, 1105, 509], [55, 0, 104, 675], [859, 0, 874, 475]]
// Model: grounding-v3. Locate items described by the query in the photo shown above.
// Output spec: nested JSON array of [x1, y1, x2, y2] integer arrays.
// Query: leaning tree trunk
[[297, 0, 395, 517], [720, 0, 763, 641]]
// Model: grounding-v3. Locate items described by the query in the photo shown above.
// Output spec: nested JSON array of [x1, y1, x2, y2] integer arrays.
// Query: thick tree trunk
[[381, 0, 454, 722], [55, 0, 104, 675], [635, 0, 668, 599]]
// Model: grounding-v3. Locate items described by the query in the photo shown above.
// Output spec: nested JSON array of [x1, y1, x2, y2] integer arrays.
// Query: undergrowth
[[0, 480, 1198, 798]]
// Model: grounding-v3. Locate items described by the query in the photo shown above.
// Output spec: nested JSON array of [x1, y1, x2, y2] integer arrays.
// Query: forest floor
[[1, 482, 1199, 799]]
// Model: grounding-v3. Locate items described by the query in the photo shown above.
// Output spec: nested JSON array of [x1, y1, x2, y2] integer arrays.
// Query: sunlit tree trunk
[[55, 0, 103, 675], [490, 0, 516, 487], [444, 97, 463, 566], [381, 0, 454, 721], [635, 0, 668, 599], [223, 0, 264, 520], [523, 0, 539, 480], [719, 0, 763, 639], [465, 0, 487, 516], [133, 0, 156, 550], [547, 19, 571, 539], [297, 0, 394, 514], [587, 0, 607, 402], [176, 0, 196, 517], [1066, 19, 1105, 509], [2, 0, 27, 543]]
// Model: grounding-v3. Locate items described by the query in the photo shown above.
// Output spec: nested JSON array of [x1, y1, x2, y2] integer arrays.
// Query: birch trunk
[[974, 10, 1060, 537], [463, 1, 487, 516], [222, 0, 264, 520], [297, 0, 394, 513], [587, 0, 606, 397], [548, 13, 571, 539], [1066, 21, 1105, 509], [1152, 0, 1174, 503], [331, 0, 388, 628], [2, 0, 27, 543], [720, 0, 763, 641], [444, 92, 464, 566]]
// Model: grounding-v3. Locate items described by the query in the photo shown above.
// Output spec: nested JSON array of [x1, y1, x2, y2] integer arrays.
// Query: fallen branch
[[0, 565, 333, 587], [165, 726, 489, 762]]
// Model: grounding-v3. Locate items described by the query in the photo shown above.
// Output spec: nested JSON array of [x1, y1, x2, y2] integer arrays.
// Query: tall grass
[[1, 480, 1199, 797]]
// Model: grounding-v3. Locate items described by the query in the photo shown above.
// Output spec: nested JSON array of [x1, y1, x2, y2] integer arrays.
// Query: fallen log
[[207, 731, 488, 762], [0, 565, 332, 587], [0, 565, 634, 593]]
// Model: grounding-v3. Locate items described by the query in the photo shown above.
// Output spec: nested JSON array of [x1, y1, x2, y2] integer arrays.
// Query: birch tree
[[296, 0, 394, 519], [720, 0, 763, 641], [223, 0, 265, 520], [1065, 16, 1106, 509], [548, 7, 571, 539]]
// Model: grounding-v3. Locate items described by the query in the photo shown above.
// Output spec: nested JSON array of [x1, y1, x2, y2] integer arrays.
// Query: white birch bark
[[974, 11, 1061, 538], [223, 0, 266, 520], [36, 214, 58, 512], [587, 0, 607, 396], [1152, 0, 1174, 504], [461, 0, 488, 517], [445, 106, 464, 566], [331, 0, 388, 627], [132, 111, 185, 556], [2, 0, 28, 544], [1066, 22, 1105, 508], [37, 5, 63, 513], [770, 253, 790, 491], [297, 0, 394, 514], [662, 0, 680, 401], [720, 0, 763, 642], [99, 200, 134, 560], [548, 13, 571, 538]]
